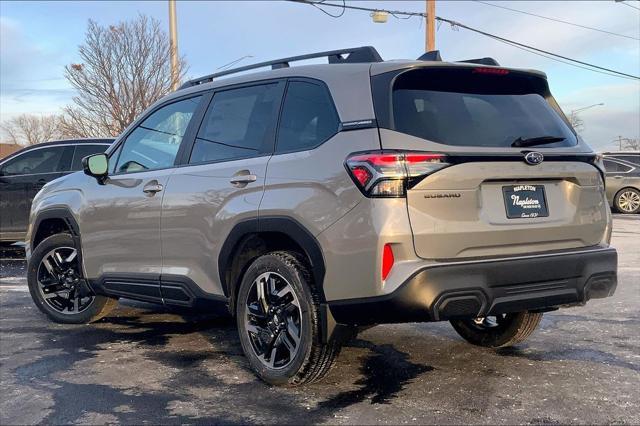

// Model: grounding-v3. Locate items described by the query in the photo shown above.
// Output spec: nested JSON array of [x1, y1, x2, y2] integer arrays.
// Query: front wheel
[[450, 311, 543, 348], [28, 233, 117, 324], [236, 251, 343, 386], [615, 188, 640, 214]]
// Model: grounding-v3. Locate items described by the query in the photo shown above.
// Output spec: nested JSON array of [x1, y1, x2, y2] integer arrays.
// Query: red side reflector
[[382, 244, 394, 281], [472, 67, 509, 75]]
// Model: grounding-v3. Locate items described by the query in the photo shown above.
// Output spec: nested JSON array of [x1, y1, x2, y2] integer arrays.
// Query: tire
[[614, 188, 640, 214], [236, 251, 343, 386], [27, 233, 118, 324], [450, 311, 543, 348]]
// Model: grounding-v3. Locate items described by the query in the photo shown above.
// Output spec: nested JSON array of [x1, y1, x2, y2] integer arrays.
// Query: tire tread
[[450, 311, 543, 348]]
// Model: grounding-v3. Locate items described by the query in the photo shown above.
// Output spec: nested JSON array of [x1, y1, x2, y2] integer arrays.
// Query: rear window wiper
[[511, 136, 566, 148]]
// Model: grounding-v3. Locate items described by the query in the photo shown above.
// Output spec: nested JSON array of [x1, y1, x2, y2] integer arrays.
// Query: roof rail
[[179, 46, 383, 90], [457, 57, 500, 66]]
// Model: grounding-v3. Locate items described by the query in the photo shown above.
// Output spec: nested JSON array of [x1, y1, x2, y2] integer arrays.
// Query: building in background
[[0, 144, 22, 159]]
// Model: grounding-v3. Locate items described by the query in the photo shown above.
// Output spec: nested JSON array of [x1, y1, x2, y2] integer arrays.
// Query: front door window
[[113, 96, 202, 174]]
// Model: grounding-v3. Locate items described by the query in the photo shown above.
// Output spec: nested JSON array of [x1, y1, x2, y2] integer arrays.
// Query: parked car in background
[[0, 139, 114, 244], [602, 152, 640, 214]]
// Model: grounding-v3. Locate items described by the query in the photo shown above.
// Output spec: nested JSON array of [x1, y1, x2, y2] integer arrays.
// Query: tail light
[[345, 151, 450, 197]]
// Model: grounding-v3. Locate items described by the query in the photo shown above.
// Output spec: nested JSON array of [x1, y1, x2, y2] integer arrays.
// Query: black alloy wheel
[[244, 271, 302, 370]]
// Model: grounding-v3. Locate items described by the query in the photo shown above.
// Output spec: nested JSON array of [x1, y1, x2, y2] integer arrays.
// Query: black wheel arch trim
[[30, 207, 83, 270], [31, 207, 81, 241], [218, 216, 326, 301]]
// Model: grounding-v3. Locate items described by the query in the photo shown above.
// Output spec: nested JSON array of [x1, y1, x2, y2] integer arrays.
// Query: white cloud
[[0, 17, 73, 121]]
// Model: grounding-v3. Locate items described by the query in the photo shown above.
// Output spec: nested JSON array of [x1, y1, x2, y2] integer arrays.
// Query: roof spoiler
[[416, 51, 500, 66], [180, 46, 383, 90], [457, 57, 500, 66]]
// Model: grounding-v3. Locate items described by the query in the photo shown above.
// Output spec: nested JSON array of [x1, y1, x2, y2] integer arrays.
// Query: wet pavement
[[1, 216, 639, 424]]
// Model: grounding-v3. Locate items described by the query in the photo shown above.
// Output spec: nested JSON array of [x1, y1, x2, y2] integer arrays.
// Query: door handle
[[613, 176, 624, 179], [143, 181, 164, 194], [35, 178, 47, 188], [230, 170, 257, 187]]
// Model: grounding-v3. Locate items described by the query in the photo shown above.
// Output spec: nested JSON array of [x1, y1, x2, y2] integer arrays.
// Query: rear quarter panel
[[259, 129, 380, 236]]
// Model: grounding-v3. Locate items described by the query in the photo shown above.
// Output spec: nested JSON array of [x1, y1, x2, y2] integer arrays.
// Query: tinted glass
[[71, 144, 109, 170], [115, 96, 201, 173], [1, 146, 72, 175], [390, 68, 576, 148], [604, 160, 633, 173], [607, 155, 640, 166], [276, 81, 339, 153], [189, 84, 280, 164]]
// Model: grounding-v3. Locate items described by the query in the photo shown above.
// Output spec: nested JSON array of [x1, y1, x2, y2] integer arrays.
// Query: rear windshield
[[388, 68, 576, 148]]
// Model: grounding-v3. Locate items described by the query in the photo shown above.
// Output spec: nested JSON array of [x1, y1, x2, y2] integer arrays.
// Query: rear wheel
[[236, 251, 343, 386], [615, 188, 640, 214], [28, 233, 117, 324], [450, 311, 542, 348]]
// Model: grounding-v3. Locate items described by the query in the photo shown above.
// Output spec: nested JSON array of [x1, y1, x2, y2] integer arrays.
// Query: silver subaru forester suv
[[26, 47, 617, 386]]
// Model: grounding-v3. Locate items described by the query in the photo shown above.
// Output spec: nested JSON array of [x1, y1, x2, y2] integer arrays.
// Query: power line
[[289, 0, 424, 19], [436, 16, 640, 80], [478, 30, 638, 81], [289, 0, 640, 81], [615, 0, 640, 11], [310, 0, 345, 18], [474, 1, 639, 41]]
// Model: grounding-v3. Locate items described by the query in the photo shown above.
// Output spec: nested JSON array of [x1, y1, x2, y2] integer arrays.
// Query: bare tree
[[568, 112, 584, 133], [0, 114, 62, 145], [60, 15, 187, 138], [623, 138, 640, 150]]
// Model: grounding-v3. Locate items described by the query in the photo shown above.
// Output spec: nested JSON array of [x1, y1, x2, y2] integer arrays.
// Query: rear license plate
[[502, 185, 549, 219]]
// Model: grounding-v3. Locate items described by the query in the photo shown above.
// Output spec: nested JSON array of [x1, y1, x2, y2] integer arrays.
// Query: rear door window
[[189, 83, 282, 164], [71, 144, 110, 171], [276, 81, 339, 153], [607, 155, 640, 166], [383, 67, 576, 148], [604, 160, 633, 173]]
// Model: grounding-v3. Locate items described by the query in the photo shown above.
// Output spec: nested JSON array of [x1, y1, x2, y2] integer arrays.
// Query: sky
[[0, 0, 638, 150]]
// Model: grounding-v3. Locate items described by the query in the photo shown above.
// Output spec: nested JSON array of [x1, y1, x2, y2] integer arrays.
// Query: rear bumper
[[328, 246, 617, 326]]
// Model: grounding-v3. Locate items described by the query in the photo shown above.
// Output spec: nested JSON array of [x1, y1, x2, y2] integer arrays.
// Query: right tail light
[[345, 151, 450, 197]]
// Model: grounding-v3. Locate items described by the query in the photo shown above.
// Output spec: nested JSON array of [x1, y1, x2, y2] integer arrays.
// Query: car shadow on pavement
[[6, 303, 435, 424], [496, 345, 640, 373]]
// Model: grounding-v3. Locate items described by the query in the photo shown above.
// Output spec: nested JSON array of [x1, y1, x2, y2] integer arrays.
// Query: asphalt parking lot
[[1, 215, 638, 425]]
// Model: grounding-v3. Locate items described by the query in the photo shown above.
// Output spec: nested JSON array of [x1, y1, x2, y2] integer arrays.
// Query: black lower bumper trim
[[328, 247, 617, 326]]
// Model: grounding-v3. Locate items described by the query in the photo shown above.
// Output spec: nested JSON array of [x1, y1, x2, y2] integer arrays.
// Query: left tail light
[[345, 151, 450, 197]]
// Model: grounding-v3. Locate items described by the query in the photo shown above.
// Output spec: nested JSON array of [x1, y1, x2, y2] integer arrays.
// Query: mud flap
[[319, 302, 356, 344]]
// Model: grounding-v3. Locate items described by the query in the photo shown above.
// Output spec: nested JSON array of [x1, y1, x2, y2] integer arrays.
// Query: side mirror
[[82, 153, 109, 184]]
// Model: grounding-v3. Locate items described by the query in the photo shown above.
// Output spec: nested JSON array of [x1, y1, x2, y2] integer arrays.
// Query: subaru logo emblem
[[524, 152, 544, 165]]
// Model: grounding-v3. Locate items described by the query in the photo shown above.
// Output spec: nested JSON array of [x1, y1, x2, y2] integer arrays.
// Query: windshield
[[389, 68, 577, 148]]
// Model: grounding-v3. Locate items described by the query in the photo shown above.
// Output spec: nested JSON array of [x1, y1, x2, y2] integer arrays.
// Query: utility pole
[[168, 0, 179, 91], [426, 0, 436, 52]]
